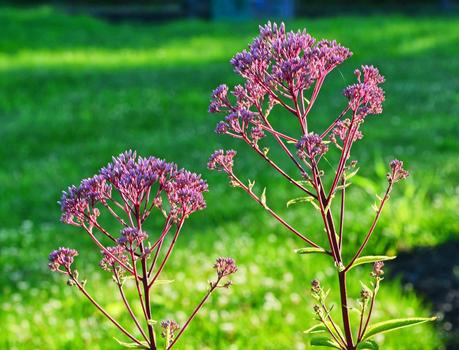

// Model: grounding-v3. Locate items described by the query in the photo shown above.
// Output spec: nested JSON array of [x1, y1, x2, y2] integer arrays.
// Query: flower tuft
[[296, 133, 328, 160], [372, 261, 385, 278], [207, 149, 237, 173], [99, 246, 129, 271], [117, 227, 148, 246], [48, 247, 78, 272], [160, 320, 180, 340], [343, 65, 385, 118], [214, 257, 238, 278], [165, 169, 208, 219], [388, 159, 409, 183], [59, 175, 111, 226]]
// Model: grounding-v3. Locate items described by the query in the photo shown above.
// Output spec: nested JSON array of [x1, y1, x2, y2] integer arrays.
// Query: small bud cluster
[[372, 261, 385, 278], [360, 288, 371, 303], [161, 320, 180, 341], [296, 133, 328, 160], [388, 159, 409, 183], [99, 246, 129, 272], [117, 227, 148, 247], [207, 149, 237, 173], [48, 247, 79, 272], [330, 118, 363, 146], [343, 65, 385, 119], [214, 257, 238, 279]]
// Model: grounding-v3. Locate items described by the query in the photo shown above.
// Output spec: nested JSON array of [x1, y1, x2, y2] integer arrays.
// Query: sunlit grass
[[0, 6, 458, 350]]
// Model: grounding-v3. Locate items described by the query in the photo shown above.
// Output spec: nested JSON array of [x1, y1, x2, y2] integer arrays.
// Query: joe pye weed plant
[[49, 151, 237, 349], [208, 22, 435, 350]]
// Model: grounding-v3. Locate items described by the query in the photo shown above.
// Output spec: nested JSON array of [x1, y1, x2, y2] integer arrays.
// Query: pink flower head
[[59, 175, 111, 226], [165, 169, 208, 219], [207, 150, 237, 173], [214, 257, 238, 278], [296, 133, 328, 160], [388, 159, 409, 183], [48, 247, 78, 272], [118, 227, 148, 246], [99, 246, 128, 271], [100, 151, 177, 205], [209, 84, 229, 113], [344, 65, 385, 118], [330, 118, 363, 145]]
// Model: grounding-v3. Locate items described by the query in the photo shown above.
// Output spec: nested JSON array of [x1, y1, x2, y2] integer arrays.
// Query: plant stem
[[229, 171, 324, 250], [70, 273, 145, 347], [338, 271, 354, 350], [149, 217, 185, 288], [345, 183, 392, 271], [167, 279, 221, 349], [114, 269, 150, 343], [136, 205, 156, 350]]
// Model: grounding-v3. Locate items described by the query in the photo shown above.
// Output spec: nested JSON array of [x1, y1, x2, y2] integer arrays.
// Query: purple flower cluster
[[117, 227, 148, 247], [48, 247, 79, 272], [214, 257, 238, 278], [296, 133, 328, 160], [207, 150, 237, 173], [59, 151, 208, 226], [209, 22, 352, 141], [388, 159, 409, 183], [160, 320, 180, 339], [99, 246, 129, 271], [372, 261, 385, 278], [343, 65, 385, 118], [100, 150, 176, 204], [164, 170, 208, 219], [60, 175, 111, 225], [231, 22, 351, 92], [330, 118, 363, 146]]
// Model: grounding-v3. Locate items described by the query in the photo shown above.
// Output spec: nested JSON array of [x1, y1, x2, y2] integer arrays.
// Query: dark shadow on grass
[[388, 240, 459, 349]]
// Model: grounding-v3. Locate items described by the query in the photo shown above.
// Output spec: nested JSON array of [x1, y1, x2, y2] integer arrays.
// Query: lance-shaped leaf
[[151, 279, 175, 287], [304, 323, 327, 334], [310, 337, 342, 349], [345, 167, 360, 180], [287, 196, 320, 210], [113, 338, 149, 349], [362, 317, 437, 341], [347, 256, 396, 271], [260, 187, 267, 208], [295, 247, 327, 255], [357, 340, 379, 349]]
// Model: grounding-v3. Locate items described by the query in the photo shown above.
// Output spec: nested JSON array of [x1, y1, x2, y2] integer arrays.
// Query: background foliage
[[0, 6, 458, 349]]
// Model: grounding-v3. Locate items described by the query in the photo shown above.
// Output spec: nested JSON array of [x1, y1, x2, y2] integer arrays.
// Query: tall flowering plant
[[208, 22, 434, 350], [49, 151, 237, 349]]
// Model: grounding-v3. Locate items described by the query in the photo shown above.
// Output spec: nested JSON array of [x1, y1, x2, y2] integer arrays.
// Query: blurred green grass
[[0, 6, 458, 350]]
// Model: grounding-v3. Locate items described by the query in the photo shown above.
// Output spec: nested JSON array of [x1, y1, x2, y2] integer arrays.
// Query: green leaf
[[357, 340, 379, 349], [151, 279, 174, 286], [147, 319, 157, 326], [260, 187, 267, 208], [310, 337, 342, 349], [362, 317, 437, 341], [295, 247, 327, 255], [286, 196, 314, 207], [304, 324, 327, 334], [113, 338, 149, 349], [345, 167, 360, 180], [348, 256, 396, 271]]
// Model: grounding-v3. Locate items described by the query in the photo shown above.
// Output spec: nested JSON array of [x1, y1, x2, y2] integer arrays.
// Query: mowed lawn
[[0, 7, 458, 350]]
